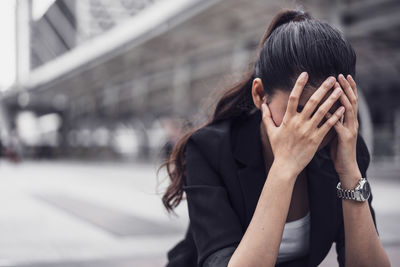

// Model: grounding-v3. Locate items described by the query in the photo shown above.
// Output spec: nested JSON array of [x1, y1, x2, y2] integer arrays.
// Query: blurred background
[[0, 0, 399, 266]]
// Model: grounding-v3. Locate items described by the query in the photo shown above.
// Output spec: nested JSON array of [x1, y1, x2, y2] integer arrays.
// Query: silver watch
[[336, 177, 371, 202]]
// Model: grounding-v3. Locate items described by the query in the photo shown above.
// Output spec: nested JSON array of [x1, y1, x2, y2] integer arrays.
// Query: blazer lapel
[[231, 108, 338, 266], [232, 108, 267, 228]]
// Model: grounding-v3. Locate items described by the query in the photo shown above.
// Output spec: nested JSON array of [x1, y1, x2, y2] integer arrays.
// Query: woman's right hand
[[261, 72, 346, 178]]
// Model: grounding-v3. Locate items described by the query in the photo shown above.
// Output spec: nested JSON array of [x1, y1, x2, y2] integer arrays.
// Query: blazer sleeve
[[202, 246, 237, 267], [183, 131, 243, 267], [335, 134, 379, 267]]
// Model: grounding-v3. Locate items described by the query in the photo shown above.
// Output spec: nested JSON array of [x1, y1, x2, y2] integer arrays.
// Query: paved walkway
[[0, 159, 398, 266]]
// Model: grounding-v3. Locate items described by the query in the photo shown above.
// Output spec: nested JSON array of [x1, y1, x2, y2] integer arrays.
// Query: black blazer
[[166, 108, 378, 267]]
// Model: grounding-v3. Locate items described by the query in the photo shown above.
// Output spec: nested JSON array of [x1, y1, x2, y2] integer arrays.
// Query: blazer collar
[[231, 108, 339, 266], [232, 108, 265, 167]]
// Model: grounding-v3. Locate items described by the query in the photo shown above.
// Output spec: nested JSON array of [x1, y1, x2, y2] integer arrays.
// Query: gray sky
[[0, 1, 16, 89]]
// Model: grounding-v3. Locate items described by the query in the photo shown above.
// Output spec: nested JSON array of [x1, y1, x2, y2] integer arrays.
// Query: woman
[[159, 8, 390, 267]]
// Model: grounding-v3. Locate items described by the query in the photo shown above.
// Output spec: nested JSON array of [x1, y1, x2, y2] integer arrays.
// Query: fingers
[[286, 72, 308, 117], [336, 82, 355, 127], [309, 84, 342, 128], [347, 74, 357, 99], [338, 74, 357, 113], [318, 106, 345, 136], [261, 102, 276, 134], [301, 76, 337, 119]]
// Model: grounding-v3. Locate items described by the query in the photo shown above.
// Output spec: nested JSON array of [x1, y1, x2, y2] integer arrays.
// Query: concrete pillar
[[172, 63, 191, 115], [394, 109, 400, 163], [15, 0, 32, 85]]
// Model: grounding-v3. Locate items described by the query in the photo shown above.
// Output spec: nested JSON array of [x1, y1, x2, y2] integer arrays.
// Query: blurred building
[[1, 0, 399, 162]]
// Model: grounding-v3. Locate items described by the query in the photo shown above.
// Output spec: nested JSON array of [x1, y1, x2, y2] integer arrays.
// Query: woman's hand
[[326, 74, 362, 188], [261, 72, 346, 179]]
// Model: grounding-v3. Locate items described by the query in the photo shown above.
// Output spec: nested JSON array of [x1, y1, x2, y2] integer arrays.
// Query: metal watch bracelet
[[336, 177, 371, 202], [336, 184, 356, 200]]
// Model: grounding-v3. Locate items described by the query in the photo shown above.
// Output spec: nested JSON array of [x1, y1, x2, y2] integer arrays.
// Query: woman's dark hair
[[158, 8, 357, 213]]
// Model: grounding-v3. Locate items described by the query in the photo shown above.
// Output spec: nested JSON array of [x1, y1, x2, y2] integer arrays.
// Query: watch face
[[362, 181, 371, 199]]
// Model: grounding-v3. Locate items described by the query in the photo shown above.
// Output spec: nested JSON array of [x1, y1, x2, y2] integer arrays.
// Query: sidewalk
[[0, 160, 188, 267], [0, 159, 398, 267]]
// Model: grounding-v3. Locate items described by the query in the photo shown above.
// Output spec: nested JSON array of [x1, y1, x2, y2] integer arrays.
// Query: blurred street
[[0, 160, 189, 267], [0, 160, 398, 267]]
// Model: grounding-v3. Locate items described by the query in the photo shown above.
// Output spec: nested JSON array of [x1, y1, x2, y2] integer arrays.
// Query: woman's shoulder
[[189, 117, 234, 147], [186, 117, 236, 171]]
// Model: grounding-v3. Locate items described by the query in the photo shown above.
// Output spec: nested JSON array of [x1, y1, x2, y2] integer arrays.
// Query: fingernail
[[339, 106, 345, 114], [261, 103, 265, 111], [300, 72, 308, 80], [339, 74, 344, 80], [333, 87, 342, 97], [328, 77, 336, 85]]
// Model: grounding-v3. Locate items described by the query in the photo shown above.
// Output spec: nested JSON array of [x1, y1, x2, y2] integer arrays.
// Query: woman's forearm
[[228, 161, 297, 267], [340, 168, 391, 267]]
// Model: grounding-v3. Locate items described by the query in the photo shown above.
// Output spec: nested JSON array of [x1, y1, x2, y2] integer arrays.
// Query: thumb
[[261, 102, 276, 131]]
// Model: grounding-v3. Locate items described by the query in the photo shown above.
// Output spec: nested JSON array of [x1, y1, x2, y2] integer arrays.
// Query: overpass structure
[[1, 0, 399, 159]]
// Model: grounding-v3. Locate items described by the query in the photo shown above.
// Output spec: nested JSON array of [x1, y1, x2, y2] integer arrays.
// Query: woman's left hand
[[326, 74, 362, 188]]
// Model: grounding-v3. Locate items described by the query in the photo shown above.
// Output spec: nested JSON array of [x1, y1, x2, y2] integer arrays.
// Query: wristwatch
[[336, 177, 371, 202]]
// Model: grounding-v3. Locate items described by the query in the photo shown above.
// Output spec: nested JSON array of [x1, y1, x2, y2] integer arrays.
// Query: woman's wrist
[[269, 160, 299, 183], [339, 169, 362, 189]]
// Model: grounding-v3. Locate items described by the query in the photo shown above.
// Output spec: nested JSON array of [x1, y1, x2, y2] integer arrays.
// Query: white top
[[276, 211, 311, 264]]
